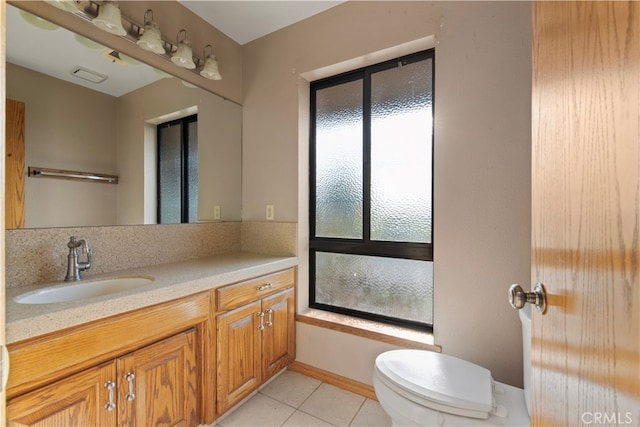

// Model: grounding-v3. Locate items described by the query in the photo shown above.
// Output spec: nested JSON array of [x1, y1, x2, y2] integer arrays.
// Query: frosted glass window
[[187, 120, 198, 223], [371, 59, 433, 243], [158, 124, 182, 224], [310, 49, 434, 329], [157, 115, 198, 224], [315, 252, 433, 325], [314, 80, 363, 239]]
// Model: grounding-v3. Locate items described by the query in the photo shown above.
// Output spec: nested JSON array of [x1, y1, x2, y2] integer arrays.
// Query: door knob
[[509, 283, 547, 314]]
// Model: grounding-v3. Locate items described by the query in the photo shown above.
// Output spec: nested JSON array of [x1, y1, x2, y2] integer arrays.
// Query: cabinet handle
[[104, 380, 116, 411], [257, 311, 265, 330], [125, 372, 136, 402], [256, 283, 272, 291], [266, 308, 274, 327]]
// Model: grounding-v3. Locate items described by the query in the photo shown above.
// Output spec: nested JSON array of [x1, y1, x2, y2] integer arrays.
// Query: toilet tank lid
[[375, 349, 494, 415]]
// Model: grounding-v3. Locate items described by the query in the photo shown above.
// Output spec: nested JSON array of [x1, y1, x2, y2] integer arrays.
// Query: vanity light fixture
[[171, 29, 196, 69], [40, 1, 223, 82], [200, 45, 222, 80], [92, 1, 126, 36], [137, 9, 165, 54]]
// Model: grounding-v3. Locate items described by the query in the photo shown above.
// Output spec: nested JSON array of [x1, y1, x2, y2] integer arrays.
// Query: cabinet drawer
[[217, 269, 294, 311]]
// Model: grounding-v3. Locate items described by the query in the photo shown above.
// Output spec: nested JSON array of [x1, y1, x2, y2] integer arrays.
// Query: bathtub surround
[[6, 221, 296, 288]]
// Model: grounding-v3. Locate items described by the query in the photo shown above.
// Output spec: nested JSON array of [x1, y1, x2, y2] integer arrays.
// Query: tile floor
[[213, 370, 392, 427]]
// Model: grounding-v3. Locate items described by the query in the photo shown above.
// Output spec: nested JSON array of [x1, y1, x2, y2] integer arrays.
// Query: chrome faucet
[[65, 236, 93, 282]]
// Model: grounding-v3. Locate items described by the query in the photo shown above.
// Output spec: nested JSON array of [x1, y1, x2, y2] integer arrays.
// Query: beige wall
[[433, 1, 531, 388], [7, 63, 119, 228], [242, 1, 531, 387]]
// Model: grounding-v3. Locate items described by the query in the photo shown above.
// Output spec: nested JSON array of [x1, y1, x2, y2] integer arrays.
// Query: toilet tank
[[520, 304, 532, 415]]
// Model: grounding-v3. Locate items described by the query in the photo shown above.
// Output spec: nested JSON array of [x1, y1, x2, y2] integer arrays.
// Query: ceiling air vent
[[70, 66, 108, 84]]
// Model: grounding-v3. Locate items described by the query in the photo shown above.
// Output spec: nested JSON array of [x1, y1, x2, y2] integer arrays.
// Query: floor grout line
[[216, 370, 389, 427], [347, 397, 369, 427]]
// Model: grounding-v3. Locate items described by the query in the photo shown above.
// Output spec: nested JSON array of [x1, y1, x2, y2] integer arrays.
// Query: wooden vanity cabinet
[[6, 293, 210, 427], [7, 362, 117, 426], [216, 299, 262, 411], [117, 329, 198, 427], [7, 330, 197, 427], [216, 269, 295, 414]]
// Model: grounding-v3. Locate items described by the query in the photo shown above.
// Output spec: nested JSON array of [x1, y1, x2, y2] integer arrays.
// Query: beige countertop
[[6, 252, 297, 344]]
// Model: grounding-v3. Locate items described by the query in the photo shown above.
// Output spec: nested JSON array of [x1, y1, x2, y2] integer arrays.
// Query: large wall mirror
[[5, 2, 242, 229]]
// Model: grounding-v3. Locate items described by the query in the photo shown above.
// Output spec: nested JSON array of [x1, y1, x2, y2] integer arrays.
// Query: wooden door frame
[[1, 0, 8, 422]]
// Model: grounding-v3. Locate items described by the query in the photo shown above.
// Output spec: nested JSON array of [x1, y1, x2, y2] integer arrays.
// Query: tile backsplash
[[6, 221, 297, 288]]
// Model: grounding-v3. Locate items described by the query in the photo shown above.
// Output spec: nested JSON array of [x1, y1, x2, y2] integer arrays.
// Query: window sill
[[296, 308, 441, 352]]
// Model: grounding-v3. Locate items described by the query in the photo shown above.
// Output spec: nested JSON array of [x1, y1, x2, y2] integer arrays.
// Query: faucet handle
[[85, 247, 93, 263], [78, 244, 93, 272]]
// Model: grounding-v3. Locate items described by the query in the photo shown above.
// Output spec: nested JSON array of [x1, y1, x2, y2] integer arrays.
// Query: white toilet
[[373, 306, 531, 426]]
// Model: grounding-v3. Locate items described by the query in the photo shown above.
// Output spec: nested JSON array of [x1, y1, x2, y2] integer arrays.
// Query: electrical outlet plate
[[266, 205, 274, 220], [213, 205, 221, 220]]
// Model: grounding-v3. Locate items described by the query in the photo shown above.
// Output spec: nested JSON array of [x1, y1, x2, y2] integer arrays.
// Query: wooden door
[[6, 362, 117, 426], [5, 99, 25, 229], [262, 288, 295, 380], [216, 300, 262, 414], [531, 2, 639, 426], [118, 329, 198, 427]]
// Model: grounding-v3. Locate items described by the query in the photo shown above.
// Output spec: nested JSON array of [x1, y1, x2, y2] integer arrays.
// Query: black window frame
[[156, 114, 198, 224], [309, 49, 435, 330]]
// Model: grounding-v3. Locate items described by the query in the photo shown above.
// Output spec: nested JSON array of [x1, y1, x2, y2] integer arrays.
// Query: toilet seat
[[374, 349, 494, 419]]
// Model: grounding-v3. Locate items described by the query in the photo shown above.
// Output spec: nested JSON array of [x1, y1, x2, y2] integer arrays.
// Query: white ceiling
[[178, 1, 344, 45], [6, 1, 344, 97]]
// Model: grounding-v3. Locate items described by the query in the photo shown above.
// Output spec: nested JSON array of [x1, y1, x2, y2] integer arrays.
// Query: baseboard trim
[[288, 361, 378, 401]]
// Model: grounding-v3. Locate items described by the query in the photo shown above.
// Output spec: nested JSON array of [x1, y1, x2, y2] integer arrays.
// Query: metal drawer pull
[[256, 283, 272, 291], [104, 380, 116, 411], [257, 311, 265, 330], [125, 372, 136, 401], [266, 308, 274, 327]]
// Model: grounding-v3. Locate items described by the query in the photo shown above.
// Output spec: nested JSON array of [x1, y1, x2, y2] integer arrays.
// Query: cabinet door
[[118, 329, 198, 427], [262, 288, 295, 380], [7, 362, 117, 427], [216, 300, 262, 414]]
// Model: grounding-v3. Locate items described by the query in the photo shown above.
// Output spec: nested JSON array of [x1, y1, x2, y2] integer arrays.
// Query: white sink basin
[[15, 276, 154, 304]]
